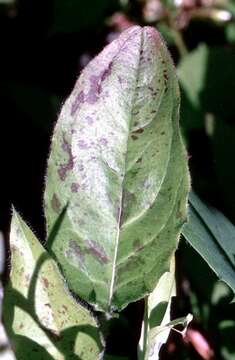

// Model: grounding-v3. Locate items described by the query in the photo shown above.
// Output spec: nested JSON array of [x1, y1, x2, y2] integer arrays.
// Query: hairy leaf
[[44, 26, 190, 312], [183, 192, 235, 295], [3, 210, 103, 360]]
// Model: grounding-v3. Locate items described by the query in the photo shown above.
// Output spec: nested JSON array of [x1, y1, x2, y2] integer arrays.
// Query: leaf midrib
[[108, 29, 145, 307]]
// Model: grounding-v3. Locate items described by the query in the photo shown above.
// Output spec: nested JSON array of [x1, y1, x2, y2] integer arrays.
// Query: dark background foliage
[[0, 0, 235, 359]]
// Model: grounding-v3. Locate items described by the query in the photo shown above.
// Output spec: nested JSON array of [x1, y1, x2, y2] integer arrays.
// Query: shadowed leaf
[[3, 210, 103, 360]]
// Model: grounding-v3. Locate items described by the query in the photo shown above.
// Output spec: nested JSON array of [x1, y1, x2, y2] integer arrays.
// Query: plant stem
[[167, 10, 188, 58], [142, 296, 149, 359], [172, 28, 188, 58]]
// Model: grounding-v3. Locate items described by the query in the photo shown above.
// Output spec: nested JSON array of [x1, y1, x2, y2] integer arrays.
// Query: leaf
[[226, 22, 235, 43], [3, 210, 103, 360], [177, 44, 208, 111], [182, 192, 235, 296], [44, 26, 190, 312], [138, 257, 192, 359], [138, 257, 176, 360], [178, 44, 235, 123]]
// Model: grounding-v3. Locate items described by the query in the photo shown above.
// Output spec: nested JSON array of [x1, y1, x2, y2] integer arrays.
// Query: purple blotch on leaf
[[71, 183, 80, 193], [58, 135, 75, 181], [69, 240, 85, 266], [78, 140, 89, 149], [99, 137, 108, 146], [86, 239, 109, 264], [86, 116, 94, 125], [86, 62, 113, 104], [51, 194, 61, 214], [71, 91, 85, 116], [71, 62, 113, 115]]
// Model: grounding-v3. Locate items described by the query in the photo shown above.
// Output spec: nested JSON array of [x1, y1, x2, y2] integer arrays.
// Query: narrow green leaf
[[182, 192, 235, 295], [44, 26, 190, 312], [3, 210, 103, 360]]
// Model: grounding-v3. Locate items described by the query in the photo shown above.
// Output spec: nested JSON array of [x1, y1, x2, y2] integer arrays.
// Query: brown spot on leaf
[[131, 135, 138, 141], [133, 239, 144, 252], [163, 72, 168, 81], [86, 239, 109, 264], [69, 240, 85, 266], [133, 128, 144, 134], [51, 194, 61, 214], [132, 110, 139, 116], [42, 277, 49, 289], [71, 183, 80, 193], [11, 245, 17, 252], [118, 76, 123, 84]]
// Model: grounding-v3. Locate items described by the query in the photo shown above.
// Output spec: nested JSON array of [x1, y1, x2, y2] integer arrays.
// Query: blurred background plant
[[0, 0, 235, 359]]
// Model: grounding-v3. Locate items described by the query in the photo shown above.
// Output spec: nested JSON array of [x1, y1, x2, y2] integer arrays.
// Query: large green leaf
[[182, 192, 235, 295], [3, 210, 103, 360], [44, 26, 190, 312]]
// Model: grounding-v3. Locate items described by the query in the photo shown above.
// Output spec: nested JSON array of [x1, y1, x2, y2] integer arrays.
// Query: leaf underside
[[3, 211, 102, 360], [44, 26, 190, 312]]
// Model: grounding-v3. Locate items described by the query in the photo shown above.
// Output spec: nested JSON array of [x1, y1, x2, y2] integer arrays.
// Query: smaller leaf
[[138, 257, 192, 360], [3, 210, 103, 360], [177, 44, 208, 110], [182, 191, 235, 296]]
